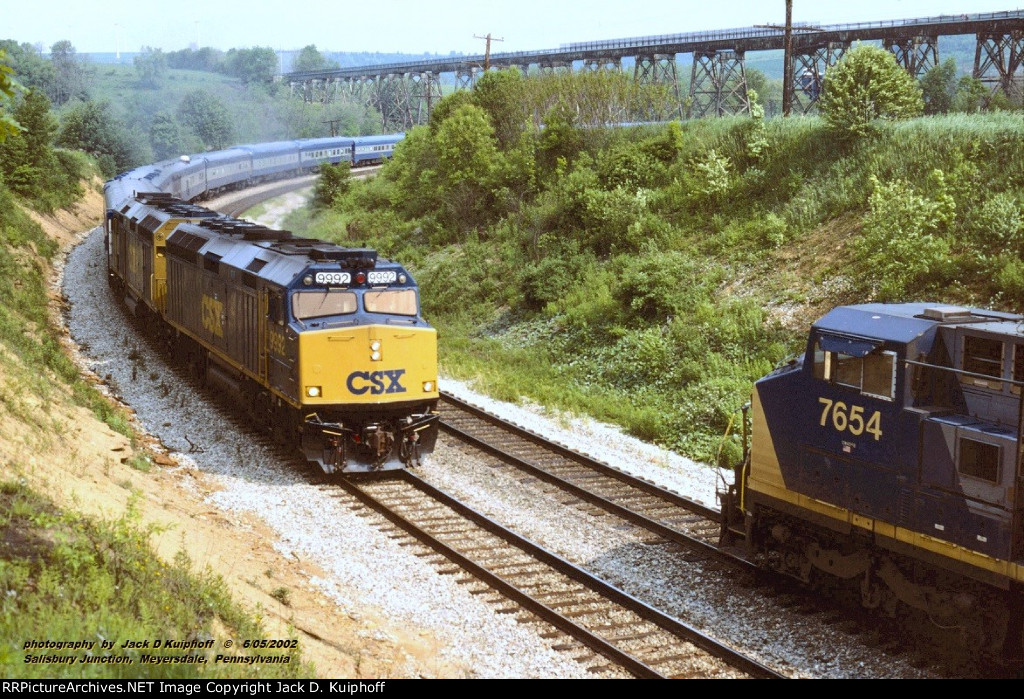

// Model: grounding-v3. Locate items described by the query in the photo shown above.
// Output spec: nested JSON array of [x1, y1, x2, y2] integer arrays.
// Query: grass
[[0, 482, 312, 678]]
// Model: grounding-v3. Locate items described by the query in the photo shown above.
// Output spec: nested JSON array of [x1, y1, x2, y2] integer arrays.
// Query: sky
[[8, 1, 1023, 56]]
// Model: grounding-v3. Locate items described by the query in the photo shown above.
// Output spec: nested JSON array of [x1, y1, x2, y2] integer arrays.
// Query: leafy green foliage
[[133, 47, 167, 89], [0, 483, 311, 678], [920, 58, 958, 115], [56, 100, 148, 176], [433, 103, 500, 233], [148, 111, 200, 160], [853, 174, 952, 299], [0, 50, 21, 143], [223, 47, 277, 84], [472, 68, 528, 150], [0, 41, 55, 101], [176, 90, 234, 150], [292, 45, 337, 73], [819, 44, 923, 137], [313, 161, 351, 209], [0, 90, 83, 210], [166, 47, 225, 72], [48, 40, 87, 106]]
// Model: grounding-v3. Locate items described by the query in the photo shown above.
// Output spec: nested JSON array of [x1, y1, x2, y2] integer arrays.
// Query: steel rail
[[437, 391, 760, 575], [336, 470, 784, 679]]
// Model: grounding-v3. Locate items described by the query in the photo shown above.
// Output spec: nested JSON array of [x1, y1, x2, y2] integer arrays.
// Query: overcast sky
[[10, 1, 1023, 55]]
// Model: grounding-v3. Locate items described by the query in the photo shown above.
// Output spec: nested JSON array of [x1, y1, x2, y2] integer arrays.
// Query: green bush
[[853, 175, 952, 299]]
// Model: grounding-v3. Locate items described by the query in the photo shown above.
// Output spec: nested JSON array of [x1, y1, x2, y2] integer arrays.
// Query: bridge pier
[[536, 60, 571, 75], [409, 71, 443, 125], [884, 35, 939, 77], [792, 42, 848, 114], [688, 50, 749, 118], [974, 31, 1023, 103], [581, 56, 622, 72], [634, 53, 683, 120], [455, 66, 481, 90]]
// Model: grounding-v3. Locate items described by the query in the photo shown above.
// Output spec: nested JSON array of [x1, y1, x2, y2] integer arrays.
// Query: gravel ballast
[[63, 223, 940, 678]]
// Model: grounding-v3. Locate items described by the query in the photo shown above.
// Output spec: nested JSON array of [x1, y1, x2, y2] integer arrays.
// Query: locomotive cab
[[286, 255, 440, 473], [725, 303, 1024, 658]]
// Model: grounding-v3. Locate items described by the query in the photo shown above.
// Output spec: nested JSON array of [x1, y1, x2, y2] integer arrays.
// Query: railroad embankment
[[0, 181, 446, 679]]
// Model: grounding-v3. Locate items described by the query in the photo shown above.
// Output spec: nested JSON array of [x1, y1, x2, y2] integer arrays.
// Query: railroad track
[[328, 470, 784, 679], [210, 165, 380, 218], [437, 391, 754, 568]]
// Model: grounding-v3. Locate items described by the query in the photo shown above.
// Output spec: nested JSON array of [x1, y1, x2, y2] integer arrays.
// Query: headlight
[[422, 381, 434, 392], [306, 386, 322, 397], [370, 340, 381, 351], [371, 351, 381, 361]]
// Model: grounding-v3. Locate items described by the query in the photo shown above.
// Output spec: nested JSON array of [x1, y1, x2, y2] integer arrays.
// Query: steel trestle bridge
[[285, 10, 1024, 128]]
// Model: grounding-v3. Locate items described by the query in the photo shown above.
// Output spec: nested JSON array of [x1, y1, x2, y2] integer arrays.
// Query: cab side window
[[814, 342, 896, 401]]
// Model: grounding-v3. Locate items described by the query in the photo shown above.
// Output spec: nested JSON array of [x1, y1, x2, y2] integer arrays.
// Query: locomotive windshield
[[292, 290, 357, 320], [364, 289, 418, 316]]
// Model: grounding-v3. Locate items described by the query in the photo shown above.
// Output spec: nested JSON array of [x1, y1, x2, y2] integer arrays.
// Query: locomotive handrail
[[903, 358, 1024, 388]]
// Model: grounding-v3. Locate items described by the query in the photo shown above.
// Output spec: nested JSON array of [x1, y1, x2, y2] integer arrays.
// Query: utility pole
[[756, 1, 820, 116], [783, 0, 793, 116], [474, 33, 504, 70]]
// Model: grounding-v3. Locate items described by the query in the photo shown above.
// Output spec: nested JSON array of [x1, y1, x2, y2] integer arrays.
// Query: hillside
[[296, 69, 1024, 467]]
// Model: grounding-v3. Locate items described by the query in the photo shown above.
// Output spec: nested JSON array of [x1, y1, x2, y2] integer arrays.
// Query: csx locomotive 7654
[[104, 135, 439, 473], [720, 303, 1024, 658]]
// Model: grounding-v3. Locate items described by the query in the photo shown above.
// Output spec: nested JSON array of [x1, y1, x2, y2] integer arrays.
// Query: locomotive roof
[[815, 303, 1024, 345], [166, 216, 400, 289]]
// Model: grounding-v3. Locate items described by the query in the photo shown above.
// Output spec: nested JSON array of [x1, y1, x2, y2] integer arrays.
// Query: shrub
[[853, 175, 952, 299], [819, 45, 923, 138]]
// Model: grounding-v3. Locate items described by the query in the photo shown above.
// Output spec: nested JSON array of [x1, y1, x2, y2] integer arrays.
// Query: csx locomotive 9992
[[720, 303, 1024, 658], [104, 135, 439, 473]]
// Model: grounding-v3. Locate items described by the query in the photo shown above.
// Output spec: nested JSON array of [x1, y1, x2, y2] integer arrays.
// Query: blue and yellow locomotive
[[721, 303, 1024, 658], [104, 136, 437, 474]]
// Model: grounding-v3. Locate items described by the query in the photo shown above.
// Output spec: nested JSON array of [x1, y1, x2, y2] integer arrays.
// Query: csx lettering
[[201, 295, 224, 338], [817, 397, 882, 441], [346, 370, 407, 395]]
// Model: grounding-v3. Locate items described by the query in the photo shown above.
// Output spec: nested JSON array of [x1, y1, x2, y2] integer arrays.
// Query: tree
[[953, 75, 989, 113], [56, 100, 147, 176], [0, 41, 55, 97], [536, 100, 583, 176], [428, 90, 474, 135], [312, 161, 350, 209], [0, 89, 83, 205], [920, 58, 958, 115], [472, 68, 528, 150], [149, 111, 200, 160], [293, 45, 336, 73], [819, 44, 923, 137], [224, 47, 277, 84], [0, 50, 20, 142], [134, 47, 167, 88], [434, 103, 500, 232], [167, 47, 224, 72], [177, 90, 234, 149], [49, 40, 88, 105]]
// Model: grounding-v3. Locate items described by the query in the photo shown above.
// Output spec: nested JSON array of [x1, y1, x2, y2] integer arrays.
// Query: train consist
[[721, 302, 1024, 658], [120, 134, 404, 202], [103, 133, 441, 474]]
